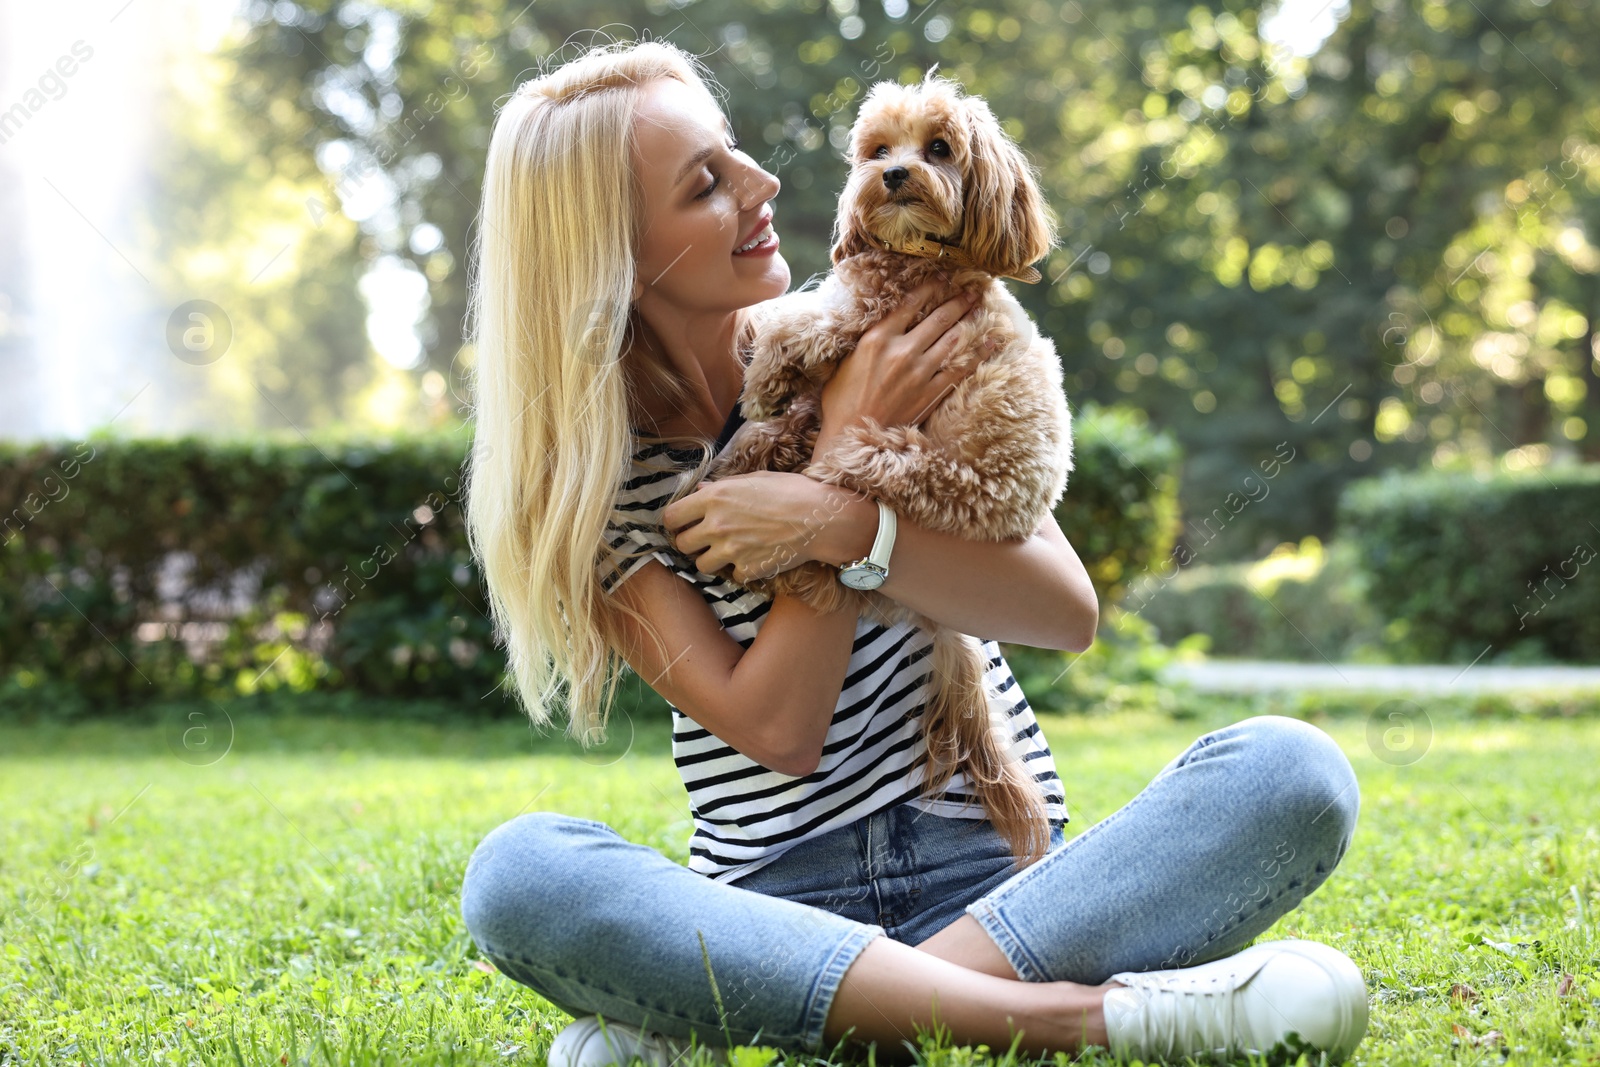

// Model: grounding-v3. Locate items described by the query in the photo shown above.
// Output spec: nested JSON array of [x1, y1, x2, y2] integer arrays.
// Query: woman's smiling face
[[629, 78, 789, 317]]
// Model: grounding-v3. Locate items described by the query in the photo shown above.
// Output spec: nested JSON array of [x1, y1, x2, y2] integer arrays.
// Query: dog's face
[[831, 74, 1057, 277]]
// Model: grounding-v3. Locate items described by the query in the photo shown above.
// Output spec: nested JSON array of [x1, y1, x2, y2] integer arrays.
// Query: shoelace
[[1119, 970, 1240, 1061]]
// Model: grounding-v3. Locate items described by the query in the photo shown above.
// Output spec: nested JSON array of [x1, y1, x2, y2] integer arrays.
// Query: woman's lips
[[733, 222, 779, 256], [735, 210, 772, 248]]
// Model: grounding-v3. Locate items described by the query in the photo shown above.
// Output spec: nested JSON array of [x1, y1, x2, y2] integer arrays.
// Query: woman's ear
[[960, 98, 1057, 278]]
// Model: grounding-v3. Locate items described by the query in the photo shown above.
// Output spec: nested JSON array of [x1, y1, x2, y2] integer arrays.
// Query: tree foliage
[[210, 0, 1600, 557]]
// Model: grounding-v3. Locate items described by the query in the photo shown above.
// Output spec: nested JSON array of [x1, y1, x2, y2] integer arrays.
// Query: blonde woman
[[459, 39, 1369, 1067]]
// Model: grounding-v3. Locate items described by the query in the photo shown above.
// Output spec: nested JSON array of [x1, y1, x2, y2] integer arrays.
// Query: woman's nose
[[736, 164, 780, 210]]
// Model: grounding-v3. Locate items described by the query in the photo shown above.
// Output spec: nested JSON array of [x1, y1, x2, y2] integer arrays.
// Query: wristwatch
[[838, 500, 897, 590]]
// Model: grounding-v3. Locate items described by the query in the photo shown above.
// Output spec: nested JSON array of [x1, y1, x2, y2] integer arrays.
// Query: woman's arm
[[658, 278, 1096, 653], [658, 459, 1096, 653], [792, 279, 1095, 651], [799, 462, 1099, 652], [607, 557, 856, 777]]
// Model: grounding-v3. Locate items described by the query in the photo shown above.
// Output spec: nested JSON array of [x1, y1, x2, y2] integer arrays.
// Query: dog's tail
[[918, 629, 1052, 870]]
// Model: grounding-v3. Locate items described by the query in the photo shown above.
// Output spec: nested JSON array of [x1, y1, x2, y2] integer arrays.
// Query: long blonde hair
[[463, 39, 730, 745]]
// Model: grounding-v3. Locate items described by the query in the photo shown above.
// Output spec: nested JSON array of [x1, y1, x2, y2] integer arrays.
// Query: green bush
[[1056, 402, 1183, 605], [1337, 464, 1600, 663], [1003, 605, 1208, 718], [1, 409, 1180, 710], [0, 431, 500, 709], [1132, 537, 1387, 662]]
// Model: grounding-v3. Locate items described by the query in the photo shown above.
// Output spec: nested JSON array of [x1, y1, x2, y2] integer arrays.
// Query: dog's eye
[[928, 139, 951, 157], [871, 145, 888, 159]]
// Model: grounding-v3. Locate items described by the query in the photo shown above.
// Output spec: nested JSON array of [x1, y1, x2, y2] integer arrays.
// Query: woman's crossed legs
[[459, 715, 1360, 1059]]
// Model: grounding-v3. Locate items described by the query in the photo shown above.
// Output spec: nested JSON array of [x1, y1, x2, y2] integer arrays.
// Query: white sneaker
[[546, 1015, 729, 1067], [1102, 939, 1369, 1063]]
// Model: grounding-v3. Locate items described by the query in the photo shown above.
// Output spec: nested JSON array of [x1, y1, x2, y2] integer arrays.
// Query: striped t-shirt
[[595, 408, 1069, 883]]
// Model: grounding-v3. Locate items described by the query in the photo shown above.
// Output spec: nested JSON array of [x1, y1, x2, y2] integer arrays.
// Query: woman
[[459, 39, 1368, 1066]]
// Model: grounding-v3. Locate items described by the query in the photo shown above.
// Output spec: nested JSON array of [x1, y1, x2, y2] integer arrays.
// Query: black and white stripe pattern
[[597, 438, 1069, 883]]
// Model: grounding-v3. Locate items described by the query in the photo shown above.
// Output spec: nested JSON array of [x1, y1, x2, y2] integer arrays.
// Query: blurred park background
[[5, 0, 1600, 714], [3, 0, 1600, 1063]]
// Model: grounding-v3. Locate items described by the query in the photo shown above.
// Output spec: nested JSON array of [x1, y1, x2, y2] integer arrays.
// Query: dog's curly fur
[[701, 73, 1074, 870]]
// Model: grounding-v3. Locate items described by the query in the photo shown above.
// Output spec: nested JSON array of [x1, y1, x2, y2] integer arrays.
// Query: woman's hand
[[818, 281, 984, 436], [662, 471, 857, 583]]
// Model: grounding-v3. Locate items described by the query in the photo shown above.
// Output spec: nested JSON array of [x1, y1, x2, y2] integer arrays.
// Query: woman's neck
[[628, 307, 744, 439]]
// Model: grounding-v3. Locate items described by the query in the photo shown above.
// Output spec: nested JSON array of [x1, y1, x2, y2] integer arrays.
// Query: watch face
[[840, 566, 885, 591]]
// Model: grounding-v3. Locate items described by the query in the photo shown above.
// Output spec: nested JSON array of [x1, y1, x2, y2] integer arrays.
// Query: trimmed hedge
[[1, 432, 496, 709], [1337, 464, 1600, 663], [0, 405, 1180, 709]]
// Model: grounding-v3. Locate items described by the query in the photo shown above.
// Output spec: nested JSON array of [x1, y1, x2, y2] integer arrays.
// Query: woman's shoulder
[[611, 438, 699, 514], [596, 436, 707, 594]]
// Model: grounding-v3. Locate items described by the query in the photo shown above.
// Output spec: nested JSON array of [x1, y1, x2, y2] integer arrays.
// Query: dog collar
[[871, 232, 1042, 284]]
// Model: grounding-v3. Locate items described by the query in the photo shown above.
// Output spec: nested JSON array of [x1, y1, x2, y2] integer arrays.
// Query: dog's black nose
[[882, 166, 909, 191]]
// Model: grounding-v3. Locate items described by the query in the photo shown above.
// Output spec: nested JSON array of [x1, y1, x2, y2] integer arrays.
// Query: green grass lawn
[[2, 699, 1597, 1066]]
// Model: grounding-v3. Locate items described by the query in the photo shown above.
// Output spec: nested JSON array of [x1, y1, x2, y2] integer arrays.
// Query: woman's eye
[[929, 139, 950, 157], [696, 138, 745, 199]]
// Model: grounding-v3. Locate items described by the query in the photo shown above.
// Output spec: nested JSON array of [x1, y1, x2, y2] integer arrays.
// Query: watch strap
[[865, 499, 896, 569]]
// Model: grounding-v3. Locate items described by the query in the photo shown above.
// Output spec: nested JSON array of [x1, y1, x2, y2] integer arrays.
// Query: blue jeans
[[460, 715, 1359, 1053]]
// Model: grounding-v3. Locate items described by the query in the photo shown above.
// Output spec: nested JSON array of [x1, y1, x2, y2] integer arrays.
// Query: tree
[[218, 0, 1600, 556]]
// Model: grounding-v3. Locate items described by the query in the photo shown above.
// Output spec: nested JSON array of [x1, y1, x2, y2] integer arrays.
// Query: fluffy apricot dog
[[703, 72, 1074, 868]]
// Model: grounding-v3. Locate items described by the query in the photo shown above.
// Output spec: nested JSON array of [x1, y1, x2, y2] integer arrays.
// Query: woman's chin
[[728, 261, 789, 304], [756, 254, 791, 295]]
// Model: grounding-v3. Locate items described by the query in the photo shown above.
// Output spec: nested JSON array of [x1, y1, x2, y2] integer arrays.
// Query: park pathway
[[1160, 659, 1600, 694]]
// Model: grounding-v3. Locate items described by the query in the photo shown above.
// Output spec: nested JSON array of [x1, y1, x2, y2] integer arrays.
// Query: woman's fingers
[[823, 282, 981, 430], [902, 289, 978, 359], [679, 527, 731, 577], [912, 329, 984, 424], [662, 489, 716, 555], [873, 280, 945, 338], [668, 519, 707, 562], [660, 493, 702, 537], [930, 332, 977, 376], [662, 472, 819, 581]]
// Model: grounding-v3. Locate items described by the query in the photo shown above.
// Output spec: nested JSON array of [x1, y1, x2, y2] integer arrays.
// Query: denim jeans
[[460, 714, 1359, 1053]]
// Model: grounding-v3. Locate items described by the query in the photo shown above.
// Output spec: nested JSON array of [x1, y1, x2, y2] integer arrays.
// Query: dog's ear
[[829, 176, 879, 265], [960, 97, 1058, 278]]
